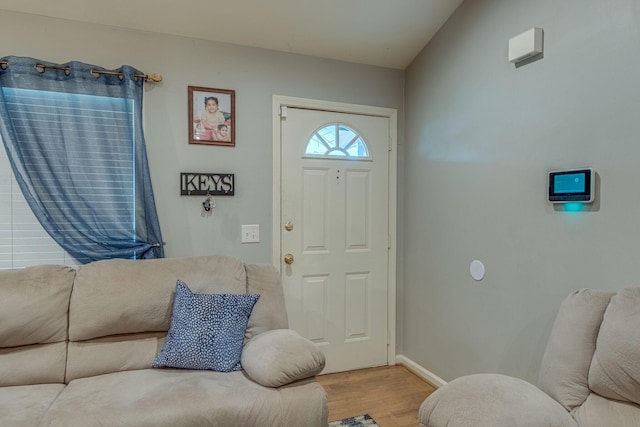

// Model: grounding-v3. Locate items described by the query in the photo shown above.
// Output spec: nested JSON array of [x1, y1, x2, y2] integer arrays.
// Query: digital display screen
[[553, 173, 586, 194], [548, 169, 593, 203]]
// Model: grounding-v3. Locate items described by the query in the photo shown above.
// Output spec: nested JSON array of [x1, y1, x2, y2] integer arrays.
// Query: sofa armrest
[[419, 373, 578, 427], [241, 329, 325, 387]]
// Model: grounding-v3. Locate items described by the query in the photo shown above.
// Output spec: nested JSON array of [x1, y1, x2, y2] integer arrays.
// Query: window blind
[[0, 144, 79, 269], [0, 87, 137, 268]]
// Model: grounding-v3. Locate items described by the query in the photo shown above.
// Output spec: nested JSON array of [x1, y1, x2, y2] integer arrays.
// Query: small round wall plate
[[470, 260, 485, 281]]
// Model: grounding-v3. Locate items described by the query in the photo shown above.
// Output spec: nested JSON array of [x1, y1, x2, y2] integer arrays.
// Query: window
[[304, 124, 370, 160], [0, 88, 140, 267], [0, 140, 79, 269], [0, 56, 163, 266]]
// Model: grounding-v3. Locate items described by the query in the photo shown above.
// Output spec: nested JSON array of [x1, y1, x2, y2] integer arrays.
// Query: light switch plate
[[241, 224, 259, 243]]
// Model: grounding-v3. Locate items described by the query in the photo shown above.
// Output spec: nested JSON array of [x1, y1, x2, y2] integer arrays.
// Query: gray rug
[[328, 414, 380, 427]]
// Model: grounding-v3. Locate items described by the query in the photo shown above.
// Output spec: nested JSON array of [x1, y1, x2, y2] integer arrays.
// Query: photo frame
[[188, 86, 235, 146]]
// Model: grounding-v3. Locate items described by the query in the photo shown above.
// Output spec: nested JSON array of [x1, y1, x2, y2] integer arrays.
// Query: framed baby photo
[[188, 86, 235, 147]]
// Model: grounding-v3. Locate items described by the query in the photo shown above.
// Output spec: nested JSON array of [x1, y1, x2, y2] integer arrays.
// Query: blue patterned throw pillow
[[152, 280, 260, 372]]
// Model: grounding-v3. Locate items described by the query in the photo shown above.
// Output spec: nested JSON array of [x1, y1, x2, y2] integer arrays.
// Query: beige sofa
[[419, 288, 640, 427], [0, 255, 328, 427]]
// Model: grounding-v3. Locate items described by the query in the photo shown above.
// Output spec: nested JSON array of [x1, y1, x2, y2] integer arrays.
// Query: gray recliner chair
[[419, 288, 640, 427]]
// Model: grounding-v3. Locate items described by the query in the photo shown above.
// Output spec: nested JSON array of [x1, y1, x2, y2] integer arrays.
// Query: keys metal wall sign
[[180, 172, 234, 196]]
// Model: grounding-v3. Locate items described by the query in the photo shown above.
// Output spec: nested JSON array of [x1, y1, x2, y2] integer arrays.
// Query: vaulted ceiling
[[0, 0, 463, 69]]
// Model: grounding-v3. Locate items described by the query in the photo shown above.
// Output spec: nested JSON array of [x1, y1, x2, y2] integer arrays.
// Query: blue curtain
[[0, 56, 164, 263]]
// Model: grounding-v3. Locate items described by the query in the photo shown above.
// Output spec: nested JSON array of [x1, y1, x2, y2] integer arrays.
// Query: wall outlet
[[241, 224, 259, 243]]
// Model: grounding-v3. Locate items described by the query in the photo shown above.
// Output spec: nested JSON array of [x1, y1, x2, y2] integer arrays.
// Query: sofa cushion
[[245, 263, 289, 340], [39, 369, 319, 427], [0, 384, 65, 427], [66, 333, 166, 382], [152, 280, 259, 372], [589, 287, 640, 406], [69, 255, 247, 341], [0, 264, 74, 386], [0, 342, 67, 387], [0, 264, 74, 347], [538, 288, 614, 411], [419, 373, 578, 427], [242, 329, 325, 387], [572, 392, 640, 427]]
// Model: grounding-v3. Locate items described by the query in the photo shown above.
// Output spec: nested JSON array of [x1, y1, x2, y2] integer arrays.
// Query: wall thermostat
[[548, 168, 594, 203]]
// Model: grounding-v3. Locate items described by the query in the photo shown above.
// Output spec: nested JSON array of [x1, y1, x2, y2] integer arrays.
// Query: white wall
[[403, 0, 640, 383], [0, 10, 404, 264]]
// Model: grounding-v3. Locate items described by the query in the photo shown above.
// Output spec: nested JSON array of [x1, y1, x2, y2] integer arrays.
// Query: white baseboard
[[395, 354, 447, 388]]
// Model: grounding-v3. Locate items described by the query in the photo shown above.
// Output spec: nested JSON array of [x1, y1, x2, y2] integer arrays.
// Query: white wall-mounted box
[[508, 27, 543, 63]]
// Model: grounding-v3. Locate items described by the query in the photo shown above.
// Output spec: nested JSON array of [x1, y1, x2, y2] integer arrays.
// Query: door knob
[[283, 253, 294, 265], [284, 221, 294, 231]]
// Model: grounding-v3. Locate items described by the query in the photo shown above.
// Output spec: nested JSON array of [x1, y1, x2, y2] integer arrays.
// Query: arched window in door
[[304, 123, 371, 160]]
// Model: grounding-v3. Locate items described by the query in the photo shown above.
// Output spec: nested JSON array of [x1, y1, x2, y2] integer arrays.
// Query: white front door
[[277, 104, 392, 374]]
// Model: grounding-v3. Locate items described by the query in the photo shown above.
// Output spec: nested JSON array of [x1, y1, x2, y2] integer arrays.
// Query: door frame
[[272, 95, 398, 366]]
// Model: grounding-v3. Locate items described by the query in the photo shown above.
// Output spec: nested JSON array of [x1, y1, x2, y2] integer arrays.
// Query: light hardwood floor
[[317, 365, 437, 427]]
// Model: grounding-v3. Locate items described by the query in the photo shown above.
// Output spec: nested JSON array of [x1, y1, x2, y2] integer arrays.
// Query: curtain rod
[[0, 60, 162, 83]]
